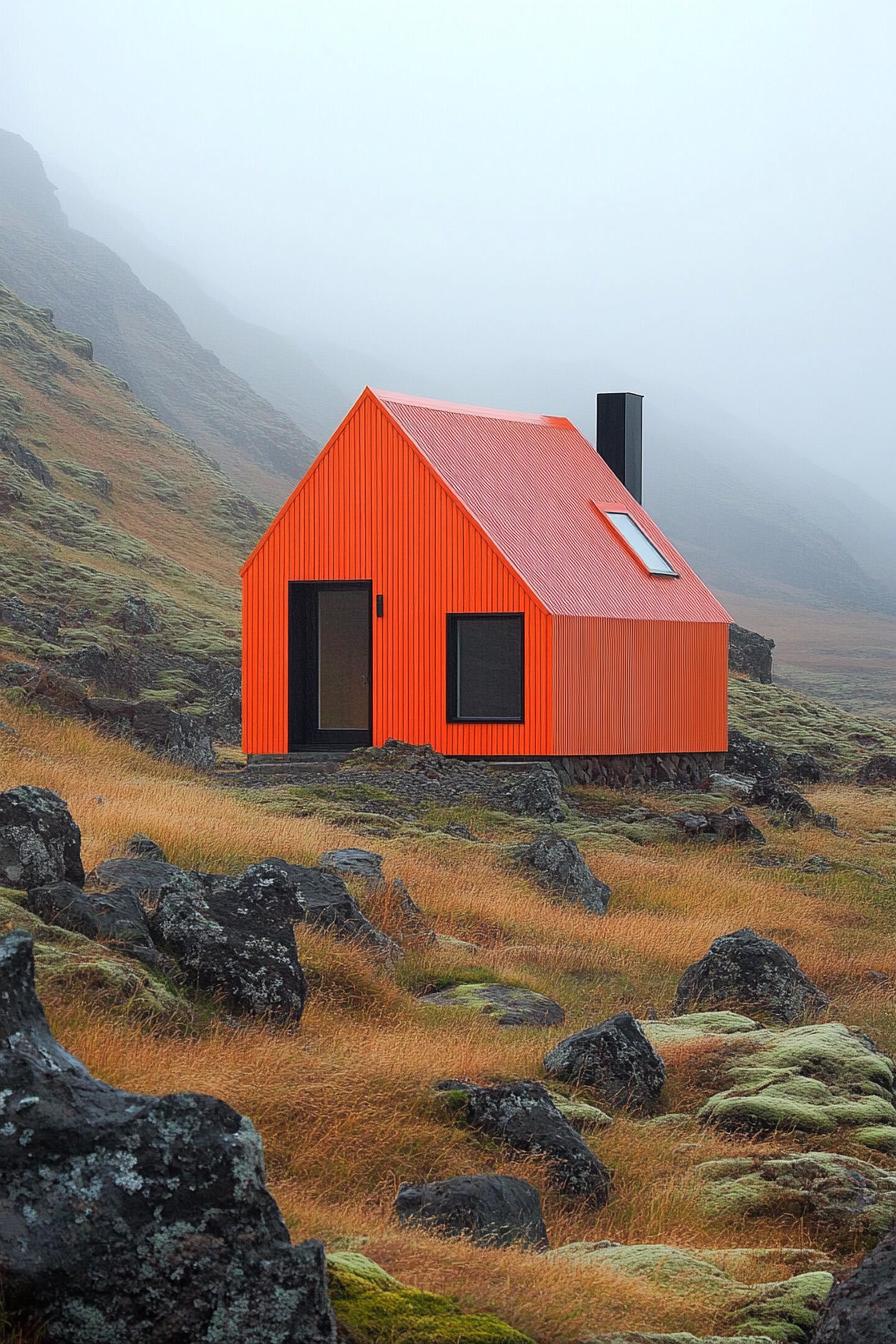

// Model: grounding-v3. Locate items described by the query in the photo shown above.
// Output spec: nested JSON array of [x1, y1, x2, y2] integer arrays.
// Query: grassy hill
[[0, 130, 316, 506], [1, 691, 894, 1342], [0, 279, 250, 724]]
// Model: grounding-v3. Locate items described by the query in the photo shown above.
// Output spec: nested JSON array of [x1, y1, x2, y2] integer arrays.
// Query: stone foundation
[[550, 752, 726, 789]]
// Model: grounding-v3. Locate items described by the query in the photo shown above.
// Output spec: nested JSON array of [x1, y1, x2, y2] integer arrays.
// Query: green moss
[[700, 1023, 896, 1136], [729, 678, 896, 775], [549, 1244, 830, 1343], [644, 1012, 763, 1047], [0, 889, 185, 1021], [326, 1252, 535, 1344], [854, 1124, 896, 1153], [544, 1088, 613, 1128]]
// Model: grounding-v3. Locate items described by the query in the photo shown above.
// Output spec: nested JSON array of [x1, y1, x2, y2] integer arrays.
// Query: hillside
[[0, 130, 317, 505], [0, 279, 250, 733], [1, 689, 895, 1342]]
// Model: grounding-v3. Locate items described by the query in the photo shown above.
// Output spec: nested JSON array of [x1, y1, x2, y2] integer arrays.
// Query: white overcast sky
[[4, 0, 896, 502]]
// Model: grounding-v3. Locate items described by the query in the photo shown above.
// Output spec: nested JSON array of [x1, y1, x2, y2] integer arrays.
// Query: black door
[[288, 581, 372, 750]]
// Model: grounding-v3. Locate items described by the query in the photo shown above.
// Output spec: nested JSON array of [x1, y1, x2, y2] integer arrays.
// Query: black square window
[[447, 614, 524, 723]]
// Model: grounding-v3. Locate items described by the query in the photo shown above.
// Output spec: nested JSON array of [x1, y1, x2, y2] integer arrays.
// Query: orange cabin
[[241, 387, 730, 759]]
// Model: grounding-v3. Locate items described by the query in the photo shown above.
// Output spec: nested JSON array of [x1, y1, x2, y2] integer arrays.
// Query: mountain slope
[[0, 279, 254, 730], [0, 131, 317, 506]]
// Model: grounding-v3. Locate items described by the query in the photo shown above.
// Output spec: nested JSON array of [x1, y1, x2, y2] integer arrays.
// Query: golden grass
[[2, 697, 896, 1340]]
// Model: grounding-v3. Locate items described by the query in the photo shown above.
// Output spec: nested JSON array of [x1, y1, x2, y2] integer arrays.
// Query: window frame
[[446, 612, 525, 725], [592, 503, 680, 577]]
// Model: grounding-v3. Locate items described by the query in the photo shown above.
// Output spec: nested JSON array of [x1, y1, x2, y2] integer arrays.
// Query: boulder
[[394, 1173, 548, 1249], [24, 879, 160, 968], [0, 784, 84, 889], [749, 778, 817, 826], [696, 1151, 896, 1245], [512, 832, 611, 915], [420, 981, 565, 1027], [729, 624, 775, 683], [669, 806, 765, 844], [436, 1079, 612, 1205], [674, 928, 828, 1024], [116, 594, 159, 635], [123, 833, 167, 861], [243, 858, 398, 956], [785, 752, 823, 784], [856, 754, 896, 785], [707, 773, 755, 799], [319, 847, 388, 885], [726, 730, 781, 780], [0, 930, 334, 1344], [543, 1012, 666, 1114], [90, 857, 307, 1021], [812, 1225, 896, 1341]]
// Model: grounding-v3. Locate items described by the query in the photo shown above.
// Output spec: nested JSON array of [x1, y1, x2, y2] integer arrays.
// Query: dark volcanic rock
[[0, 784, 84, 889], [812, 1224, 896, 1342], [728, 624, 775, 683], [543, 1012, 666, 1114], [786, 751, 823, 784], [115, 594, 159, 635], [856, 754, 896, 785], [0, 930, 334, 1344], [512, 832, 611, 915], [123, 833, 167, 861], [749, 777, 819, 826], [242, 858, 398, 956], [670, 805, 765, 844], [420, 981, 565, 1027], [394, 1173, 548, 1249], [437, 1079, 612, 1206], [90, 858, 307, 1020], [58, 642, 138, 696], [674, 927, 829, 1024], [0, 595, 61, 642], [25, 879, 159, 967], [0, 427, 55, 487], [86, 698, 215, 769], [319, 847, 387, 885], [725, 729, 781, 780]]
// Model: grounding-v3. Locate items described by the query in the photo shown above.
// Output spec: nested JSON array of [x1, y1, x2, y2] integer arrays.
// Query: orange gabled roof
[[373, 389, 732, 622]]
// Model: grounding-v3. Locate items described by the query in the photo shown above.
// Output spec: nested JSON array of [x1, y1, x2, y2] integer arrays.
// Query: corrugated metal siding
[[552, 616, 729, 755], [243, 392, 554, 755], [378, 392, 732, 623]]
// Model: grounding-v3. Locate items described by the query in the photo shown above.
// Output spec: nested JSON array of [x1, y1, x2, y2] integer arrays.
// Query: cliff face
[[0, 131, 317, 506]]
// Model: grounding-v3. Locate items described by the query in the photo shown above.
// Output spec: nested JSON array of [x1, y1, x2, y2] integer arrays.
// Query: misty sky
[[4, 0, 896, 503]]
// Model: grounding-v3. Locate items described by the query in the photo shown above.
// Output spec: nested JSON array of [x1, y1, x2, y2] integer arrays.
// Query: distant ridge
[[0, 130, 317, 505]]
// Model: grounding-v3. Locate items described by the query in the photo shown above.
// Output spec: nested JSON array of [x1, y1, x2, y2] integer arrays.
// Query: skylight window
[[604, 511, 678, 576]]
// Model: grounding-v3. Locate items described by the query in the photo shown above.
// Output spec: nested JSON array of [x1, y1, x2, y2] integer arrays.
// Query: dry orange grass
[[2, 699, 896, 1340]]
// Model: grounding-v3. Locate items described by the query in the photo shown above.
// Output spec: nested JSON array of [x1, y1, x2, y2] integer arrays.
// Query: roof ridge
[[372, 387, 572, 426]]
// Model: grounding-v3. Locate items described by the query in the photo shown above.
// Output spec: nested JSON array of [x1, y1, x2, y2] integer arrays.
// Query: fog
[[5, 0, 896, 503]]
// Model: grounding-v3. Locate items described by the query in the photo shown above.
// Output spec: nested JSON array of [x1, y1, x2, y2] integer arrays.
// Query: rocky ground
[[1, 699, 896, 1342]]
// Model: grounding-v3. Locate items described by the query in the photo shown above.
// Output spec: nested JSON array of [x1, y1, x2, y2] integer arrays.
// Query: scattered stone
[[91, 858, 307, 1021], [543, 1012, 666, 1114], [395, 1173, 548, 1249], [25, 879, 160, 968], [785, 752, 823, 783], [856, 754, 896, 785], [674, 928, 828, 1024], [319, 847, 388, 885], [699, 1022, 896, 1136], [725, 730, 781, 780], [434, 933, 479, 955], [243, 858, 399, 957], [511, 832, 611, 915], [800, 854, 834, 874], [696, 1151, 896, 1245], [123, 833, 167, 861], [420, 981, 565, 1027], [812, 1223, 896, 1342], [0, 784, 84, 889], [670, 806, 765, 844], [435, 1079, 612, 1205], [115, 594, 159, 635], [749, 778, 816, 826], [0, 930, 334, 1344], [327, 1252, 534, 1344]]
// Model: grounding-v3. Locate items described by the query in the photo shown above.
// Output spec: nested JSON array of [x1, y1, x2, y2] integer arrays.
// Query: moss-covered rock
[[855, 1124, 896, 1154], [549, 1243, 830, 1343], [419, 981, 565, 1027], [326, 1251, 535, 1344], [699, 1023, 896, 1136], [644, 1011, 763, 1047], [544, 1088, 613, 1129], [0, 888, 184, 1019], [696, 1152, 896, 1245]]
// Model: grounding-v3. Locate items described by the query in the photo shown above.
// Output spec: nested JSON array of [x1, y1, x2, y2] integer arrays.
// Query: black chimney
[[595, 392, 643, 503]]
